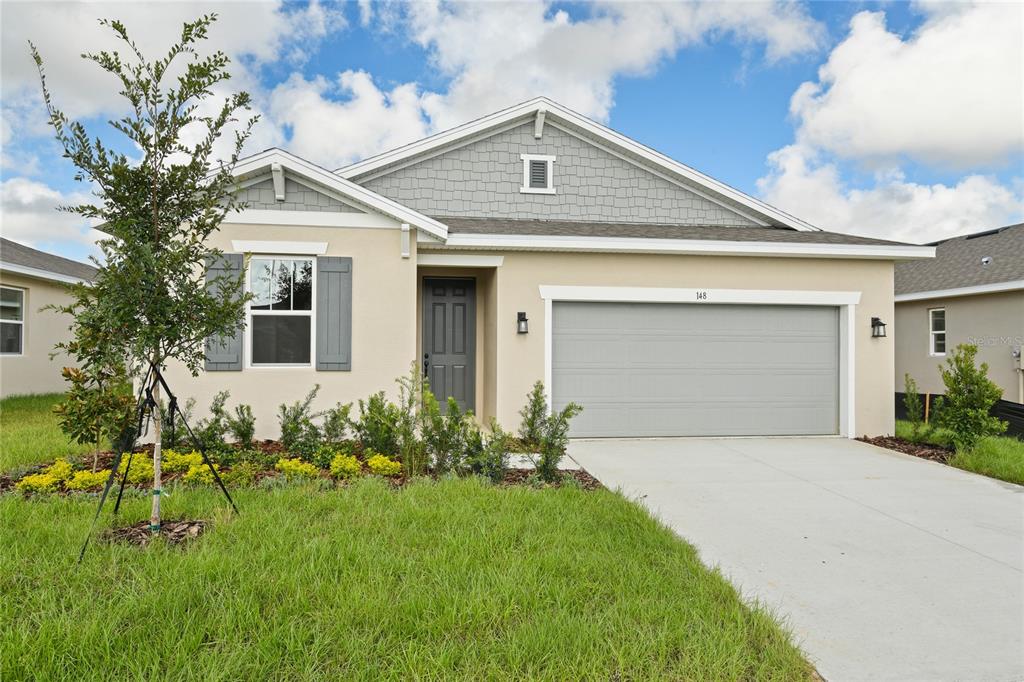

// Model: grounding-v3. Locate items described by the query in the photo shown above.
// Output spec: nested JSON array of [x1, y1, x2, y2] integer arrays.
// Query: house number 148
[[695, 290, 708, 301]]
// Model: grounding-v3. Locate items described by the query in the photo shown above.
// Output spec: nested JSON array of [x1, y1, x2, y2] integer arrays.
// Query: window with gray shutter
[[529, 160, 548, 188], [316, 256, 352, 371], [204, 253, 245, 371]]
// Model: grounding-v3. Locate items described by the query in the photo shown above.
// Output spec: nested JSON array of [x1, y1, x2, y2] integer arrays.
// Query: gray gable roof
[[0, 238, 97, 282], [439, 217, 910, 246], [895, 223, 1024, 295]]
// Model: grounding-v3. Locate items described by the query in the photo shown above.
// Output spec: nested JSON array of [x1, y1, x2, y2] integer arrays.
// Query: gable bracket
[[270, 163, 286, 202], [534, 107, 546, 139]]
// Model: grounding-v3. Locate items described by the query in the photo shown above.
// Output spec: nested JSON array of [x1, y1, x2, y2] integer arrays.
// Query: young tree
[[935, 344, 1007, 452], [33, 14, 256, 533]]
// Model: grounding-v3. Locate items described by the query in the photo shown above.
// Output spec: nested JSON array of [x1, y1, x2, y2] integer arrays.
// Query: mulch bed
[[858, 435, 953, 463], [502, 468, 603, 490], [102, 519, 207, 547]]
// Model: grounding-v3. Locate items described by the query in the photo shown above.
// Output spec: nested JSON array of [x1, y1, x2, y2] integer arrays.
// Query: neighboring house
[[0, 238, 97, 398], [895, 223, 1024, 404], [165, 97, 934, 440]]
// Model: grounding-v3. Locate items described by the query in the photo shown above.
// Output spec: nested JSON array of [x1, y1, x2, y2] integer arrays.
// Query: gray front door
[[552, 302, 839, 437], [422, 278, 476, 413]]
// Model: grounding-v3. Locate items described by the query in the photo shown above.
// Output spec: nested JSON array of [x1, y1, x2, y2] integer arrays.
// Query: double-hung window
[[249, 257, 313, 366], [929, 308, 946, 356], [0, 286, 24, 355]]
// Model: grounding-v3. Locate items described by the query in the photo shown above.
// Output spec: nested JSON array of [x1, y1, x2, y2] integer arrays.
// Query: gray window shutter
[[316, 256, 352, 371], [204, 253, 244, 371]]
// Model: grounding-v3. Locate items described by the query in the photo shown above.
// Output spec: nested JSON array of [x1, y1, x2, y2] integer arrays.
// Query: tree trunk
[[150, 377, 162, 534]]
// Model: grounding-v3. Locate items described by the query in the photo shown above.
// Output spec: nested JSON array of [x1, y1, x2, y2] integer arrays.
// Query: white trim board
[[337, 96, 821, 232], [224, 209, 400, 229], [894, 279, 1024, 302], [417, 254, 504, 268], [538, 284, 859, 439], [0, 262, 92, 285], [231, 240, 328, 255], [441, 233, 935, 261]]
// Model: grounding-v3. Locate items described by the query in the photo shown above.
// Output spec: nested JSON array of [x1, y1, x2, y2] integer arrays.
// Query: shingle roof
[[0, 238, 97, 282], [438, 217, 912, 247], [895, 223, 1024, 295]]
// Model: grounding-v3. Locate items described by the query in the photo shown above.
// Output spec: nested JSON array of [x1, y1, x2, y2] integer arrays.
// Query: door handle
[[423, 353, 429, 377]]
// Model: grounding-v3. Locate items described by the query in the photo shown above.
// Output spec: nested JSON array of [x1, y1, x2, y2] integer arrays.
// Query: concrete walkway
[[569, 437, 1024, 682]]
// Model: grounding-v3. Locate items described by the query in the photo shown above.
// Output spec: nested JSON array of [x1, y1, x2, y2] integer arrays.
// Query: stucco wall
[[162, 224, 418, 440], [362, 122, 758, 226], [895, 291, 1024, 401], [463, 251, 896, 437], [0, 272, 77, 397]]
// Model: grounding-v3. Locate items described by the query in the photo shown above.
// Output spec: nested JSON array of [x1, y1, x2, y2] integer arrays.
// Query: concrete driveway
[[569, 437, 1024, 682]]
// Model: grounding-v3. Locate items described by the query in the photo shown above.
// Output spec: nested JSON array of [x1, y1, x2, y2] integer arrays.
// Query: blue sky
[[1, 1, 1021, 262]]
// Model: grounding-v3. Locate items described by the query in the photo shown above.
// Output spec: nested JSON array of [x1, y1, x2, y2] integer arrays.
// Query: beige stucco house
[[165, 97, 934, 440], [895, 223, 1024, 404], [0, 238, 97, 398]]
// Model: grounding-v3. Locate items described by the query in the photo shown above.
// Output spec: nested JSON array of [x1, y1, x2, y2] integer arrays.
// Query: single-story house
[[895, 223, 1023, 404], [165, 97, 934, 440], [0, 237, 97, 398]]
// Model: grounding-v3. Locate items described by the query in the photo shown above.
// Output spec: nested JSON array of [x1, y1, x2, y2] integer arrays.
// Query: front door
[[422, 277, 476, 413]]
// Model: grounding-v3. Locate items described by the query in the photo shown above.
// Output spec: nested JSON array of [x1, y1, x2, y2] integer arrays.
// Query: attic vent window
[[520, 154, 555, 195]]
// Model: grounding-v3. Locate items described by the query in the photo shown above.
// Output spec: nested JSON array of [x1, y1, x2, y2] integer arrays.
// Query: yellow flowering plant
[[163, 449, 204, 473], [274, 457, 319, 480], [329, 454, 362, 480], [66, 469, 111, 491], [15, 472, 60, 493], [366, 453, 401, 477], [182, 463, 220, 485], [117, 456, 154, 485]]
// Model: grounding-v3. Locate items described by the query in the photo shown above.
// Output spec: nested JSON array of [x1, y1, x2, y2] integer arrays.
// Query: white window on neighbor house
[[247, 256, 314, 366], [0, 286, 24, 355], [520, 154, 555, 194], [929, 308, 946, 356]]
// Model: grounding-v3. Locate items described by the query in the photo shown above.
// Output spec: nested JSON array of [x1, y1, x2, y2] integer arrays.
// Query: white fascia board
[[336, 96, 820, 232], [538, 285, 861, 306], [0, 262, 91, 285], [224, 209, 400, 229], [417, 254, 504, 268], [226, 149, 448, 239], [231, 240, 328, 255], [894, 279, 1024, 302], [441, 233, 936, 261]]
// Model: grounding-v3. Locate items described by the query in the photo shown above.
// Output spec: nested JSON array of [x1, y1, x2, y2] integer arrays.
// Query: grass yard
[[0, 394, 811, 680], [895, 419, 1024, 485], [0, 393, 95, 473]]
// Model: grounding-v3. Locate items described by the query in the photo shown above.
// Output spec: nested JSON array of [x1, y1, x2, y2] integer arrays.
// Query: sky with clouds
[[1, 0, 1021, 262]]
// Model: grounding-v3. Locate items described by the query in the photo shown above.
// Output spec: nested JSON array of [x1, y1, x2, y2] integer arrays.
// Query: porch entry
[[422, 277, 476, 413]]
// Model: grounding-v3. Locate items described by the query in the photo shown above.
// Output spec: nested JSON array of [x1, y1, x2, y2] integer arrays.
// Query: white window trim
[[538, 285, 860, 439], [244, 254, 317, 369], [0, 285, 25, 357], [520, 153, 556, 194], [929, 307, 946, 357], [231, 240, 327, 255]]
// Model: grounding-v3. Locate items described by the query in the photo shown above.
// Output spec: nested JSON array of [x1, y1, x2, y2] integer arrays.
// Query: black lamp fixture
[[871, 317, 887, 338], [517, 312, 529, 334]]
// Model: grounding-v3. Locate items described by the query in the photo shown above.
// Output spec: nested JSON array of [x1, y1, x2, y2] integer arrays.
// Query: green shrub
[[183, 462, 220, 485], [15, 472, 60, 493], [237, 447, 277, 470], [365, 452, 401, 477], [395, 364, 430, 477], [312, 441, 356, 469], [223, 461, 259, 488], [118, 455, 155, 485], [226, 404, 256, 448], [194, 391, 232, 453], [466, 419, 510, 483], [535, 401, 583, 483], [44, 458, 74, 482], [66, 469, 111, 491], [423, 394, 468, 475], [322, 402, 353, 444], [934, 344, 1007, 452], [355, 392, 401, 455], [518, 381, 547, 449], [278, 386, 323, 460], [903, 374, 924, 443], [274, 457, 319, 480], [329, 453, 362, 479], [162, 449, 204, 473]]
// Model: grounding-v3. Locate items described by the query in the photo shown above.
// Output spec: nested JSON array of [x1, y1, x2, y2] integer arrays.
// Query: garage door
[[552, 302, 839, 437]]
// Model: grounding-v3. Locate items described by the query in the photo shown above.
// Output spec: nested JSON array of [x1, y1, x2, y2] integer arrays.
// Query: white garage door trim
[[538, 285, 861, 438]]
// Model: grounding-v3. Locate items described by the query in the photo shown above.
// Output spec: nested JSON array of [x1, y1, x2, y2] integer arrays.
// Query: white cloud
[[789, 5, 1024, 167], [757, 144, 1023, 242], [0, 178, 101, 250]]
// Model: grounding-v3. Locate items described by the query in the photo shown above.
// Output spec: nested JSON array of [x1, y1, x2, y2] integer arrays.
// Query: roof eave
[[895, 279, 1024, 302]]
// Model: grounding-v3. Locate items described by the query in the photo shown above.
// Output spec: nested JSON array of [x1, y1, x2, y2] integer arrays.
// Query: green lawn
[[0, 393, 95, 474], [0, 394, 811, 680], [895, 419, 1024, 485]]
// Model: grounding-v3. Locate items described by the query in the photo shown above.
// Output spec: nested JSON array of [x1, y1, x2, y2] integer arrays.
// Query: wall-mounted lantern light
[[517, 312, 529, 334], [871, 317, 887, 338]]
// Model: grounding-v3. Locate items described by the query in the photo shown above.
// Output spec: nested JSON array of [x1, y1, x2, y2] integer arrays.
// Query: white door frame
[[538, 285, 861, 438]]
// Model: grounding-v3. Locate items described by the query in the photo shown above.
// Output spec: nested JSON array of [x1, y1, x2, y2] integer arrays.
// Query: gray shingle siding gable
[[360, 122, 758, 227], [237, 177, 364, 213]]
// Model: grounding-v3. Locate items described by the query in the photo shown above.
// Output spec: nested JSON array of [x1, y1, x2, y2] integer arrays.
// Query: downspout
[[1014, 346, 1023, 404]]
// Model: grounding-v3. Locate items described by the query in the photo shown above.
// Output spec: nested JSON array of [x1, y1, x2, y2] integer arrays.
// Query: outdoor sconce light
[[871, 317, 887, 338], [517, 312, 529, 334]]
